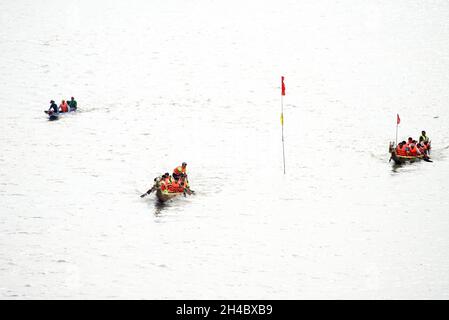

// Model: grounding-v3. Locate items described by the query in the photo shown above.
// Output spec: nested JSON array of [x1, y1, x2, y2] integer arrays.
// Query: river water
[[1, 0, 449, 299]]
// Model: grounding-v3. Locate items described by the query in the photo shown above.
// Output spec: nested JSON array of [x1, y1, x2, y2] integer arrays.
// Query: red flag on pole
[[281, 76, 285, 96], [397, 114, 400, 125]]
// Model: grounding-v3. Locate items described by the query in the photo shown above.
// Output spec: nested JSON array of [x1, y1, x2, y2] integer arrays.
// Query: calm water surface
[[1, 0, 449, 299]]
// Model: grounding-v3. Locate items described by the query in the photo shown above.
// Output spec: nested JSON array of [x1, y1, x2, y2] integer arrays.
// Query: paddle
[[140, 186, 156, 198]]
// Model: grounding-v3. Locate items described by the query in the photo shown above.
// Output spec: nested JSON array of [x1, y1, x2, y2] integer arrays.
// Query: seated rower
[[160, 173, 171, 192], [48, 100, 58, 114], [163, 173, 172, 185], [178, 181, 186, 193], [59, 100, 69, 113], [168, 178, 181, 193], [141, 176, 161, 197], [408, 143, 421, 156], [68, 97, 77, 111], [396, 142, 406, 156]]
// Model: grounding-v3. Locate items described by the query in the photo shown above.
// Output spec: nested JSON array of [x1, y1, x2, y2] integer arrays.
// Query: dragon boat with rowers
[[140, 162, 194, 203], [389, 130, 432, 165]]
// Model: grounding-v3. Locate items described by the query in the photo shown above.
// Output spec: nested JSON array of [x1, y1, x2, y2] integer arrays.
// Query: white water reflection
[[1, 0, 449, 299]]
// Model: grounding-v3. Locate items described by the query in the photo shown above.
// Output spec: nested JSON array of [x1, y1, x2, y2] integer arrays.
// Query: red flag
[[397, 114, 400, 125], [281, 76, 285, 96]]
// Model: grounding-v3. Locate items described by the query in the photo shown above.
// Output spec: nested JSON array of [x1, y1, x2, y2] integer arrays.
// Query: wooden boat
[[44, 108, 76, 121], [389, 141, 431, 164], [155, 189, 184, 203]]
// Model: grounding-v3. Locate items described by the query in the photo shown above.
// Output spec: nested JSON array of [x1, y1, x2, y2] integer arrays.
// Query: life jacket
[[173, 166, 186, 176], [409, 145, 418, 156], [160, 183, 167, 191], [60, 102, 69, 112], [396, 145, 405, 156], [168, 182, 180, 193]]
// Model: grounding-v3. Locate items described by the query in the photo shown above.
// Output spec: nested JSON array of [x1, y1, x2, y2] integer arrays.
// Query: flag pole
[[395, 114, 400, 146], [395, 123, 398, 146], [281, 76, 286, 174]]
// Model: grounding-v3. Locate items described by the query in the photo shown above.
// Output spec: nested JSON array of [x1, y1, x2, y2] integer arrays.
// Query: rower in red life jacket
[[417, 137, 425, 154], [396, 142, 402, 154], [396, 141, 406, 156], [157, 173, 171, 192], [168, 179, 181, 193], [177, 181, 186, 193], [59, 100, 69, 113], [162, 173, 172, 185], [173, 162, 187, 180], [408, 144, 420, 156]]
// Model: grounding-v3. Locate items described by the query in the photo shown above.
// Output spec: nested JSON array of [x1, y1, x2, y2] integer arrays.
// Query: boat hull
[[390, 152, 426, 164], [45, 109, 76, 121], [389, 142, 431, 164], [156, 189, 183, 203]]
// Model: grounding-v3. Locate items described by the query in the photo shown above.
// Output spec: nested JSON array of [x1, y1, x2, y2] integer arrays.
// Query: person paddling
[[173, 162, 187, 180], [48, 100, 58, 114], [59, 100, 69, 113], [68, 97, 77, 111]]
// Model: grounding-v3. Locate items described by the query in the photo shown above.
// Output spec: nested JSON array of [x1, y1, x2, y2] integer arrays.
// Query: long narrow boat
[[389, 142, 431, 164], [156, 189, 184, 203], [44, 108, 76, 121]]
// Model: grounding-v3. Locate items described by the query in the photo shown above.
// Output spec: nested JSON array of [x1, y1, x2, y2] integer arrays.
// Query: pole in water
[[281, 76, 286, 174], [395, 113, 400, 145], [395, 124, 398, 145]]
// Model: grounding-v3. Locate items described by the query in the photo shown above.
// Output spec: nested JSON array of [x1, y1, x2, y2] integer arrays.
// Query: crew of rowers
[[396, 131, 430, 157], [158, 171, 191, 194], [141, 162, 193, 197], [48, 97, 77, 113]]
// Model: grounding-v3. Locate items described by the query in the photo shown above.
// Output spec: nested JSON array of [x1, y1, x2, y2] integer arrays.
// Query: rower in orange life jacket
[[396, 142, 406, 156], [168, 179, 180, 193], [173, 162, 187, 180], [159, 179, 167, 192], [157, 173, 170, 192], [162, 173, 172, 185], [178, 181, 187, 193], [408, 144, 420, 156], [59, 100, 69, 113]]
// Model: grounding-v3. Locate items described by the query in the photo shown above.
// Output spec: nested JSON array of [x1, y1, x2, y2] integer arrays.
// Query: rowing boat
[[44, 108, 76, 121], [389, 142, 431, 164], [155, 189, 184, 203]]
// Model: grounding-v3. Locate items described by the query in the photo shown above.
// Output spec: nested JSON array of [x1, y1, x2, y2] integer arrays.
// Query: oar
[[140, 186, 156, 198]]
